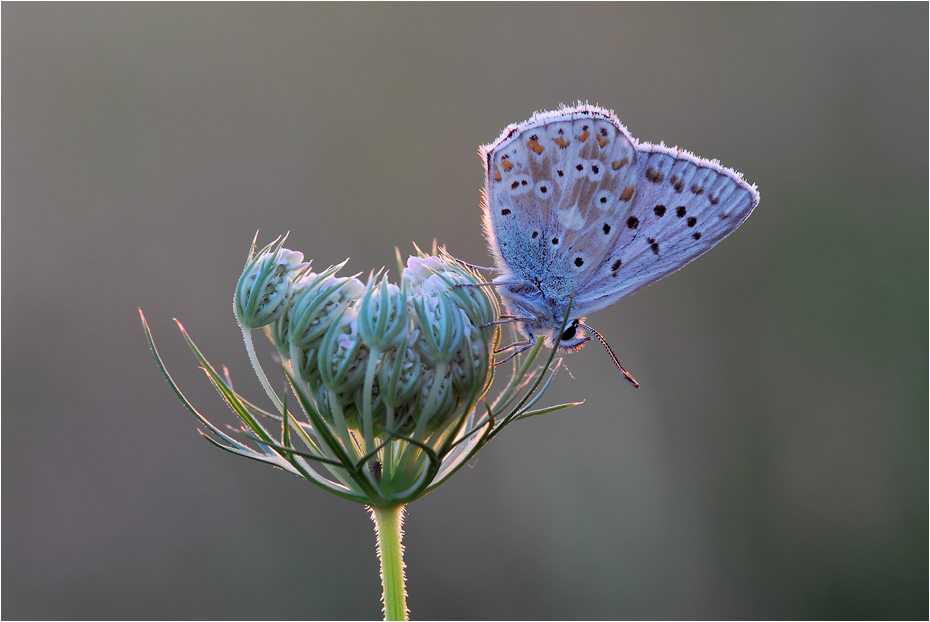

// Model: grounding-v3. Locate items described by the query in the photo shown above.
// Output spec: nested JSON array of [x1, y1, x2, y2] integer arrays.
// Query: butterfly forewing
[[482, 107, 639, 298], [575, 145, 758, 314]]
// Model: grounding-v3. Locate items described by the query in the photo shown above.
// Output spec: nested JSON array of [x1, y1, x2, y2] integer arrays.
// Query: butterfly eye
[[556, 320, 589, 352]]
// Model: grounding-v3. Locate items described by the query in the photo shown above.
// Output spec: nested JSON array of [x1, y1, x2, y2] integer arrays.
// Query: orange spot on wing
[[553, 136, 570, 148], [619, 186, 635, 201], [526, 137, 544, 154], [576, 130, 590, 142], [494, 167, 502, 182], [501, 160, 513, 171], [597, 135, 609, 148], [612, 157, 629, 170]]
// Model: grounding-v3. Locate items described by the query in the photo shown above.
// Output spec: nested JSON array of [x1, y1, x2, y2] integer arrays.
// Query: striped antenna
[[577, 322, 640, 388]]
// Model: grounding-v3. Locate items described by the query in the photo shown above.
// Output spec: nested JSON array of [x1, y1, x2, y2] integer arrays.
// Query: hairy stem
[[370, 504, 408, 621], [241, 326, 283, 413]]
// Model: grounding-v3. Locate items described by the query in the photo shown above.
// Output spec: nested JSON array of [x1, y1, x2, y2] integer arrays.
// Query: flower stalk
[[371, 505, 408, 621]]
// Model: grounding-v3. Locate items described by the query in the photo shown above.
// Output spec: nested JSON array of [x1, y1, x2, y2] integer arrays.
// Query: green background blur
[[3, 4, 926, 619]]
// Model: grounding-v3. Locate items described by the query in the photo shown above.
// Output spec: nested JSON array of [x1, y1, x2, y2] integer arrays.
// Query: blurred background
[[3, 4, 926, 619]]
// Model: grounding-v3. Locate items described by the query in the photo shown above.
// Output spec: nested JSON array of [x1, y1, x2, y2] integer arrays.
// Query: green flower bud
[[276, 264, 365, 385], [235, 245, 308, 329], [415, 366, 460, 432], [378, 331, 422, 409], [316, 309, 368, 395], [411, 289, 464, 367], [450, 313, 493, 397], [358, 276, 409, 352], [403, 254, 499, 328], [288, 266, 365, 350]]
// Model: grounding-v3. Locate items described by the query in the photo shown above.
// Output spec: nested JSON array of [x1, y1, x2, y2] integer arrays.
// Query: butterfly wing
[[481, 106, 640, 299], [573, 142, 759, 315]]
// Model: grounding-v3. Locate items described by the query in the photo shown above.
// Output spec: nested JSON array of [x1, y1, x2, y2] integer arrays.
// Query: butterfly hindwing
[[574, 143, 759, 314]]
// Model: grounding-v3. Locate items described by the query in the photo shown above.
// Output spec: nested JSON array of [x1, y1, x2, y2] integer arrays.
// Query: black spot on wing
[[611, 258, 622, 277]]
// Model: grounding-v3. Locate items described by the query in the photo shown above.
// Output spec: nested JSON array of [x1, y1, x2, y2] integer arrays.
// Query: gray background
[[4, 4, 926, 619]]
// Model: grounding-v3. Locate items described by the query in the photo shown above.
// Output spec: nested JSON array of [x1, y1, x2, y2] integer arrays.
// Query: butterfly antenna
[[577, 322, 640, 388]]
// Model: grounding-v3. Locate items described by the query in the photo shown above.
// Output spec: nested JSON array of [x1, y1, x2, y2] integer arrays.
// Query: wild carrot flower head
[[143, 235, 578, 507]]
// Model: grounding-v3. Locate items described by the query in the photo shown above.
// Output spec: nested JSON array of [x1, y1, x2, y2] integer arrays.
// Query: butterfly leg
[[451, 259, 505, 272], [492, 343, 536, 366], [454, 279, 524, 290], [493, 339, 532, 354], [491, 323, 537, 365], [481, 315, 536, 328]]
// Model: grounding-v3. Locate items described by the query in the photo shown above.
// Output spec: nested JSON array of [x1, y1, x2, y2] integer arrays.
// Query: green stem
[[241, 326, 284, 413], [370, 504, 408, 621], [362, 348, 381, 455]]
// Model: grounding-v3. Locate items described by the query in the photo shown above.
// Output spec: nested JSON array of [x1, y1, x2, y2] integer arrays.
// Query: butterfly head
[[553, 318, 590, 352], [516, 312, 638, 388]]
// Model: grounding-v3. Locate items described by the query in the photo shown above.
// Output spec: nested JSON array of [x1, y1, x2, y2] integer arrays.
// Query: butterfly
[[478, 104, 759, 387]]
